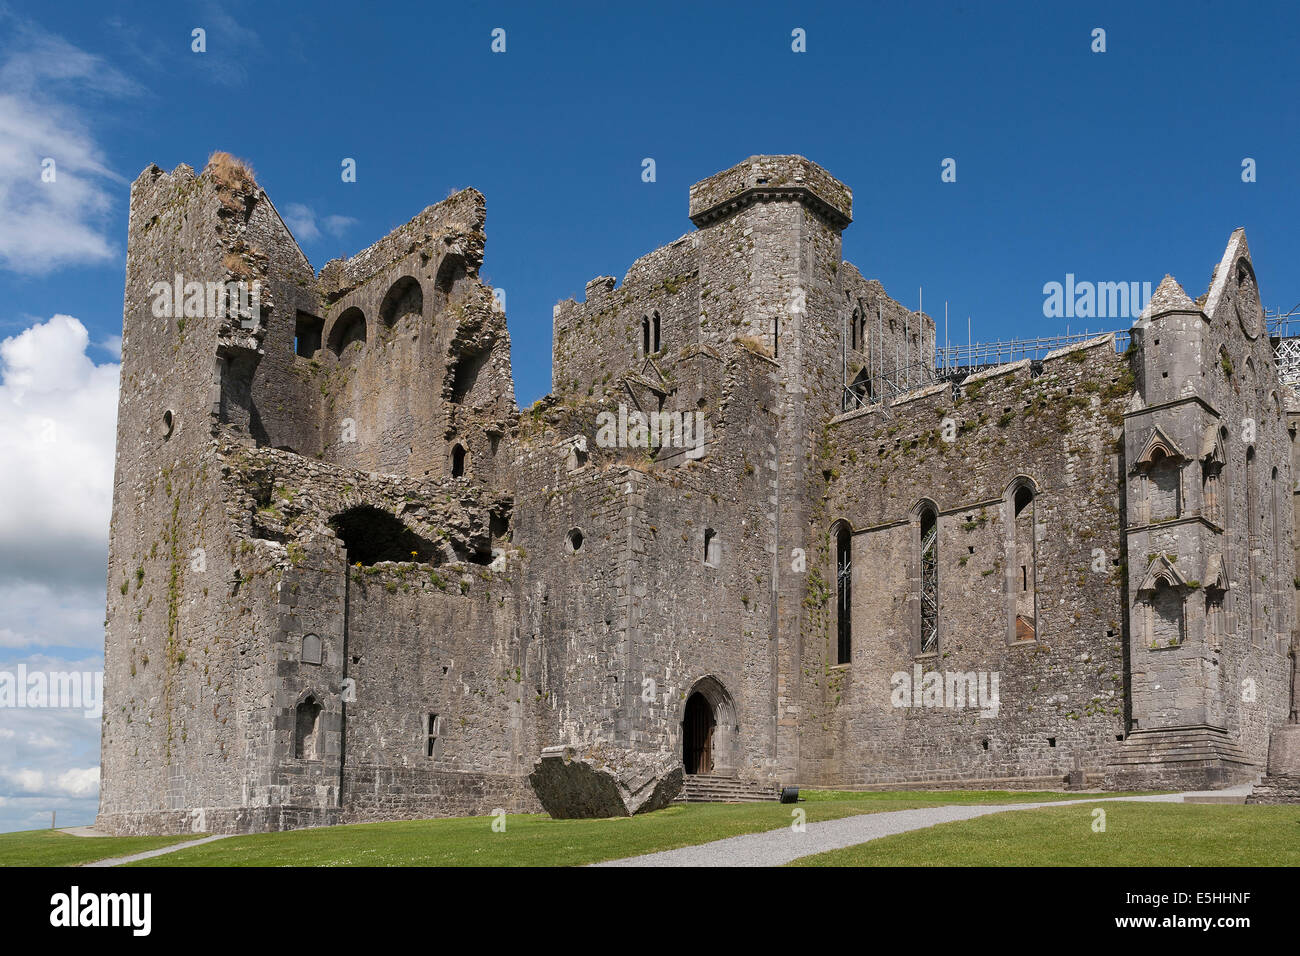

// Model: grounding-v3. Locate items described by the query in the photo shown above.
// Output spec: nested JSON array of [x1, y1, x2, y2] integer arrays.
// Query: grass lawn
[[790, 802, 1300, 866], [0, 830, 201, 868], [127, 790, 1140, 867]]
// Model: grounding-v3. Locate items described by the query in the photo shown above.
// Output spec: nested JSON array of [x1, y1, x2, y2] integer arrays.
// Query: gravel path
[[594, 794, 1184, 867], [82, 834, 231, 867]]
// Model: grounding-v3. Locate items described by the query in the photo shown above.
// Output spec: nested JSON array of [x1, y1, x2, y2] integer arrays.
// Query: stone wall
[[805, 335, 1132, 786]]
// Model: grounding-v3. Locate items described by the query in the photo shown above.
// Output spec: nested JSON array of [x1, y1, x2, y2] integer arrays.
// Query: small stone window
[[302, 633, 322, 665], [451, 443, 467, 478], [703, 528, 721, 567], [162, 409, 174, 440], [566, 439, 588, 472], [567, 528, 584, 552], [425, 713, 440, 757]]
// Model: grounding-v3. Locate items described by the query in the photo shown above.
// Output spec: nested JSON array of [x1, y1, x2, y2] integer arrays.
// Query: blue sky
[[1, 0, 1298, 830]]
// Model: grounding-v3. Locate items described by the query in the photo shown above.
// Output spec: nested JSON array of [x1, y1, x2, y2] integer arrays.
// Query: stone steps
[[676, 774, 779, 803], [1106, 726, 1259, 790], [1246, 775, 1300, 804]]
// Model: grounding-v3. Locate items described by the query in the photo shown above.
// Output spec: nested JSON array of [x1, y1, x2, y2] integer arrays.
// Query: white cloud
[[0, 766, 98, 798], [0, 653, 104, 831], [0, 315, 119, 601], [0, 12, 135, 275], [283, 203, 357, 245]]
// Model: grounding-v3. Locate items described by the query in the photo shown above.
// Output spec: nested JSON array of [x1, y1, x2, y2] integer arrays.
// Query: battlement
[[688, 155, 852, 229]]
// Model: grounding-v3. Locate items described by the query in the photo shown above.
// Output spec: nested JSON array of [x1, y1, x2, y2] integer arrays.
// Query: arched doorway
[[683, 693, 715, 774], [681, 676, 737, 775]]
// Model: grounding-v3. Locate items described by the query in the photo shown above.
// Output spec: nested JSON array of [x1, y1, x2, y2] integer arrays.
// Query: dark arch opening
[[329, 505, 437, 565], [328, 307, 367, 356], [682, 692, 716, 774], [379, 276, 423, 327], [451, 443, 466, 478]]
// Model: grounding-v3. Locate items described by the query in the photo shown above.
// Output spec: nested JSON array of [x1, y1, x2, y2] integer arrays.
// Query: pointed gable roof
[[1137, 554, 1188, 594], [1134, 424, 1188, 471], [1203, 553, 1229, 592], [1200, 423, 1226, 465]]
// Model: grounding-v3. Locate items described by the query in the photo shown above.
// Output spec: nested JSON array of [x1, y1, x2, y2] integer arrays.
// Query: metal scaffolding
[[842, 304, 1300, 412], [1268, 306, 1300, 388]]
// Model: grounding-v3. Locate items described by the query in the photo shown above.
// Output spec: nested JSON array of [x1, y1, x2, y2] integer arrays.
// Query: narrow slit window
[[835, 523, 852, 664]]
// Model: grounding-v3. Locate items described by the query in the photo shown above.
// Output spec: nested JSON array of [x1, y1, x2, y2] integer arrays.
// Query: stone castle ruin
[[96, 153, 1300, 833]]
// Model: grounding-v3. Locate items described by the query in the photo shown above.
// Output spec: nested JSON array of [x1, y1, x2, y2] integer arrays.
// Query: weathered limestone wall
[[552, 236, 699, 398], [307, 190, 515, 484], [806, 336, 1133, 787], [99, 161, 286, 833]]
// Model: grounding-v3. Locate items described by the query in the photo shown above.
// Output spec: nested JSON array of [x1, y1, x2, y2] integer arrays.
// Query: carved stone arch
[[680, 675, 738, 774], [1133, 426, 1187, 472], [910, 496, 941, 518], [1136, 554, 1188, 594], [378, 275, 424, 328], [1003, 474, 1039, 499]]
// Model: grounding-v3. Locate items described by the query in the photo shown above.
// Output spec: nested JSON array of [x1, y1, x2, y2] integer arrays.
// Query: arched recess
[[379, 275, 423, 327], [1234, 256, 1262, 339], [1134, 427, 1186, 523], [294, 693, 323, 759], [1136, 555, 1188, 648], [1003, 476, 1038, 643], [830, 519, 853, 664], [433, 254, 467, 311], [329, 505, 438, 565], [681, 675, 738, 775], [328, 307, 367, 356]]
